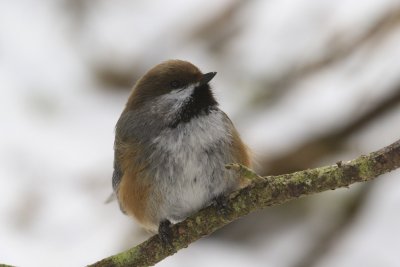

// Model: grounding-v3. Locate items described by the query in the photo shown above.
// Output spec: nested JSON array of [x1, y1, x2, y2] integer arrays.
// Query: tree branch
[[250, 6, 400, 106], [262, 85, 400, 175], [90, 139, 400, 267]]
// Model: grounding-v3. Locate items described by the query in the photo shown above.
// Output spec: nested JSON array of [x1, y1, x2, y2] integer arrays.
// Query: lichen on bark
[[90, 139, 400, 267]]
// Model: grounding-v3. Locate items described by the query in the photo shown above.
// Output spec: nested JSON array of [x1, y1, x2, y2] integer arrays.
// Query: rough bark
[[90, 139, 400, 267]]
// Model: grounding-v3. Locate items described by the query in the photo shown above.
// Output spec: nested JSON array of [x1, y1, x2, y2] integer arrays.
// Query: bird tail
[[104, 192, 117, 204]]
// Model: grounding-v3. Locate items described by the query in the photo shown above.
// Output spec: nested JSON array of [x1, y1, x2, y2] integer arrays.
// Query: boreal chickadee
[[112, 60, 250, 240]]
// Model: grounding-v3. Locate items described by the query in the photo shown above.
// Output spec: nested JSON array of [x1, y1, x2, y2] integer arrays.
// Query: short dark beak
[[200, 72, 217, 85]]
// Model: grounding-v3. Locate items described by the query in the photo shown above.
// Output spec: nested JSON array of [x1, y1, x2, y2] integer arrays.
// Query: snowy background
[[1, 0, 400, 266]]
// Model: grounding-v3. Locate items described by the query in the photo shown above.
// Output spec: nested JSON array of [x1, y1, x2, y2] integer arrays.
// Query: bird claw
[[213, 195, 231, 216], [158, 220, 173, 246]]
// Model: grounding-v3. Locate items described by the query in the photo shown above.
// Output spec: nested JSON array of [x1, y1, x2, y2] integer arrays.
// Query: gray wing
[[112, 151, 127, 213], [112, 113, 127, 193], [112, 157, 123, 192], [105, 153, 122, 204]]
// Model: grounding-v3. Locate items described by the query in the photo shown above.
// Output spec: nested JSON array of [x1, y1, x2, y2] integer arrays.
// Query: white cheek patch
[[163, 83, 198, 101], [152, 83, 199, 116]]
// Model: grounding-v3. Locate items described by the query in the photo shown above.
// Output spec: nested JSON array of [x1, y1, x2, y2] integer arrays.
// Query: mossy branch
[[90, 139, 400, 267]]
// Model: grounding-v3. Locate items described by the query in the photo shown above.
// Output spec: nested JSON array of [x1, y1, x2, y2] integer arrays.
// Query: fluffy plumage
[[112, 60, 250, 232]]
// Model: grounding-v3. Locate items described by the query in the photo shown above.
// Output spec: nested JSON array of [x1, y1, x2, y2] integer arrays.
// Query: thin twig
[[262, 86, 400, 175], [250, 7, 400, 105]]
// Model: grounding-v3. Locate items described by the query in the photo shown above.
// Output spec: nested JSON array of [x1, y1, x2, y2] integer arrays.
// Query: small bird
[[112, 60, 250, 240]]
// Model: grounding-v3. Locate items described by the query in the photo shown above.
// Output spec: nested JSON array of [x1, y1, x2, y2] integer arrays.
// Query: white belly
[[149, 110, 237, 222]]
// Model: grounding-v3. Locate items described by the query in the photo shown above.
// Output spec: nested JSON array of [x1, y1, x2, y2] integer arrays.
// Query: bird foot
[[213, 195, 231, 216], [158, 220, 173, 246]]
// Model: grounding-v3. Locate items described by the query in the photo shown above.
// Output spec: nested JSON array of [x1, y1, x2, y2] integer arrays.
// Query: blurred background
[[1, 0, 400, 266]]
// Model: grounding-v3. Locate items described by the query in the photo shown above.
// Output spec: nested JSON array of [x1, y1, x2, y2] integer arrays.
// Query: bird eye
[[170, 80, 181, 89]]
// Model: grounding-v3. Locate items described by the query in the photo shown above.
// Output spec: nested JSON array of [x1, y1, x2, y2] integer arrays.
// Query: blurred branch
[[90, 139, 400, 267], [94, 65, 141, 90], [252, 6, 400, 105], [293, 183, 372, 267], [186, 0, 247, 53], [93, 1, 249, 90], [262, 85, 400, 175]]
